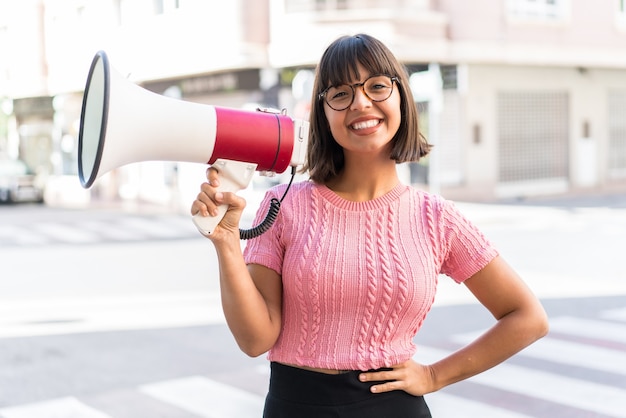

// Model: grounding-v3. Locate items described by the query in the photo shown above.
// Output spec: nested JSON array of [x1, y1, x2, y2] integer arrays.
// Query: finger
[[369, 380, 405, 394], [192, 184, 220, 216], [216, 191, 246, 211], [191, 198, 206, 216], [206, 166, 220, 186], [191, 196, 212, 217], [359, 369, 398, 383]]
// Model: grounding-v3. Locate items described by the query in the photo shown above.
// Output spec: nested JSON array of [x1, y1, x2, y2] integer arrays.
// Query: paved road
[[0, 203, 200, 247], [1, 193, 625, 417], [1, 293, 623, 418]]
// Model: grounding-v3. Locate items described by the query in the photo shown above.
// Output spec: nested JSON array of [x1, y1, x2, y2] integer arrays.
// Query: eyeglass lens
[[324, 75, 395, 111]]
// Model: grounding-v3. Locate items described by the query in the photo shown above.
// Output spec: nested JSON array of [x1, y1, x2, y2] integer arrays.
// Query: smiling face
[[323, 64, 402, 160], [305, 34, 430, 185]]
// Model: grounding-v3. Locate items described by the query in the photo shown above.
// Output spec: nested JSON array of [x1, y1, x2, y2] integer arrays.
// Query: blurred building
[[1, 0, 625, 206]]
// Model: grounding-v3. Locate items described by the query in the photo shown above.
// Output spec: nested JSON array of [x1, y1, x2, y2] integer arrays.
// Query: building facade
[[1, 0, 625, 206]]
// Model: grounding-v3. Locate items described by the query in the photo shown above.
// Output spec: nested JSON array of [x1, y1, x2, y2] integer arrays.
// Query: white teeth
[[351, 119, 379, 130]]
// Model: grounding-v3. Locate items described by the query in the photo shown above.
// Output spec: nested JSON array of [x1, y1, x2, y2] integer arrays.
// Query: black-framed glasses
[[319, 75, 399, 111]]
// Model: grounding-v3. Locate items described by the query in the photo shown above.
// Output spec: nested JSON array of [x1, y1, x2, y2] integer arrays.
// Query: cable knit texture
[[243, 181, 498, 371]]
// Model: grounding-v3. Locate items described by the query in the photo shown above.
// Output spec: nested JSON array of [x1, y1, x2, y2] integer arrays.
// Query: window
[[153, 0, 182, 14], [286, 0, 428, 13], [507, 0, 570, 21], [286, 0, 348, 12], [115, 0, 180, 25], [617, 0, 626, 26]]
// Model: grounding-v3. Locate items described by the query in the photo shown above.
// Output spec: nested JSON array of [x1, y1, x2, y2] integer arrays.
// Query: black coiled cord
[[239, 166, 297, 240]]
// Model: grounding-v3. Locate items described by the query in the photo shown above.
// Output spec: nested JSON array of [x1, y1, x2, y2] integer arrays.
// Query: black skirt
[[263, 362, 432, 418]]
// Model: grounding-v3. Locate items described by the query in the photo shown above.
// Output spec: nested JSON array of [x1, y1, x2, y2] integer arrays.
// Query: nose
[[350, 85, 372, 109]]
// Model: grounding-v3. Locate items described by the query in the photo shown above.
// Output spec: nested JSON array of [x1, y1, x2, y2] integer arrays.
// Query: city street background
[[1, 189, 625, 417], [2, 2, 626, 416]]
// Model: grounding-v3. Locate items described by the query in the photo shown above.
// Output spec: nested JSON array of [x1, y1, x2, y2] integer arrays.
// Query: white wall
[[455, 64, 626, 199]]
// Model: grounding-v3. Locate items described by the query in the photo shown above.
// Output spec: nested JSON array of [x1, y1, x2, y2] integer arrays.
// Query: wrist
[[424, 364, 444, 393], [213, 232, 242, 247]]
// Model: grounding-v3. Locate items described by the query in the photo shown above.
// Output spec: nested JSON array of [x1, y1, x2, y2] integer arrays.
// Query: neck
[[326, 155, 400, 202]]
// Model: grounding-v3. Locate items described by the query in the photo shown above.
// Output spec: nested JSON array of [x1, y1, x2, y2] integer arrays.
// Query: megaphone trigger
[[192, 158, 257, 236]]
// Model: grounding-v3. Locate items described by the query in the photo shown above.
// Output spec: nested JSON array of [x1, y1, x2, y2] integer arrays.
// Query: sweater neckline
[[315, 182, 408, 211]]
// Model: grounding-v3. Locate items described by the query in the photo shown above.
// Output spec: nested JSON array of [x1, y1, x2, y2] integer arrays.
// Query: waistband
[[268, 362, 394, 406]]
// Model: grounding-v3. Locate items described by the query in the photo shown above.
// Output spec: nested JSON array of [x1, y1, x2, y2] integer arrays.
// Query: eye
[[327, 86, 350, 101], [332, 91, 348, 100], [369, 78, 392, 89]]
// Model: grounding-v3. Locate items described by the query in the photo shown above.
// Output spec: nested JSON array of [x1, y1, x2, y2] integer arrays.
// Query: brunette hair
[[304, 33, 432, 184]]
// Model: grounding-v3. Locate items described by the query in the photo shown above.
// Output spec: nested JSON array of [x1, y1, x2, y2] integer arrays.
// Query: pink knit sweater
[[243, 181, 498, 371]]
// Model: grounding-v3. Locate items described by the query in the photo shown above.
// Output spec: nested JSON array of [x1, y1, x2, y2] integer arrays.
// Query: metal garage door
[[497, 91, 569, 196]]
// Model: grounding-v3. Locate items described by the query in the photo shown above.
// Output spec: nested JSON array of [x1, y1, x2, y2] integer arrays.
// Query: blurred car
[[0, 157, 45, 203]]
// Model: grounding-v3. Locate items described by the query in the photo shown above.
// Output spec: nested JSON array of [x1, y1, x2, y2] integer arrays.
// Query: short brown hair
[[304, 34, 432, 184]]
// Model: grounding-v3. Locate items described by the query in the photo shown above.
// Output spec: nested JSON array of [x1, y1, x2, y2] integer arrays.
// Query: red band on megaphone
[[210, 108, 295, 173]]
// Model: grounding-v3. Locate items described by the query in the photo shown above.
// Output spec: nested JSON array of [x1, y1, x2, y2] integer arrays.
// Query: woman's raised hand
[[191, 166, 247, 241]]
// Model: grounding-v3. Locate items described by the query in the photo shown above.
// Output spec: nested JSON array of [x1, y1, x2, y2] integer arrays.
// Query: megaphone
[[78, 51, 308, 237]]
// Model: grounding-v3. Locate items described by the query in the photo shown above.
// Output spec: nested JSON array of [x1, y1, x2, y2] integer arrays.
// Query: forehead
[[325, 62, 379, 88], [345, 64, 372, 84], [318, 36, 398, 88]]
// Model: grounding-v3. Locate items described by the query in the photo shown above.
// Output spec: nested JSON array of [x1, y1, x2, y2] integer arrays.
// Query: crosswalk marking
[[451, 327, 626, 376], [32, 222, 102, 244], [415, 346, 626, 417], [602, 307, 626, 322], [140, 376, 265, 418], [425, 392, 535, 418], [2, 310, 624, 417], [0, 215, 200, 247], [77, 220, 149, 241], [0, 292, 225, 338], [0, 397, 112, 418], [117, 217, 193, 238], [515, 337, 626, 375], [0, 224, 51, 245], [549, 316, 626, 344]]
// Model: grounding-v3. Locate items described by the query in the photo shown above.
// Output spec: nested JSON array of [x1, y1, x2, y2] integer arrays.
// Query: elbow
[[505, 302, 549, 345], [537, 311, 550, 339], [241, 346, 268, 359], [231, 322, 280, 357], [237, 339, 274, 358], [529, 305, 550, 342]]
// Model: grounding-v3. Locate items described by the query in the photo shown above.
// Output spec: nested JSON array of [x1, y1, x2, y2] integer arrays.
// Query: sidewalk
[[445, 194, 626, 305], [494, 189, 626, 209]]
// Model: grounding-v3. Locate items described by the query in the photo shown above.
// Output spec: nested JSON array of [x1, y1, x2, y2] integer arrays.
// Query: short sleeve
[[438, 198, 499, 283], [242, 188, 286, 275]]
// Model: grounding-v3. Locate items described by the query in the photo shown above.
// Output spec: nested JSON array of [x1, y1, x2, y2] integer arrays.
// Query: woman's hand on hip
[[359, 359, 437, 396]]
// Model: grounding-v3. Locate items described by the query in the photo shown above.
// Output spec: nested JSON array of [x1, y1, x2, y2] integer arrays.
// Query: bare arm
[[427, 255, 549, 390], [360, 255, 549, 395], [214, 244, 283, 357], [191, 168, 282, 357]]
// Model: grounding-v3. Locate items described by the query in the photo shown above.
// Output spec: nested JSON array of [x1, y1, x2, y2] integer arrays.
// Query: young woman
[[191, 33, 549, 418]]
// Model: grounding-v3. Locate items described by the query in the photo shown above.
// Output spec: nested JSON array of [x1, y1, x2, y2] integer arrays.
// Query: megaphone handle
[[192, 159, 257, 237]]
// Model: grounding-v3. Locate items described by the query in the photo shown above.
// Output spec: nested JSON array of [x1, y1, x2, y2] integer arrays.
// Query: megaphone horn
[[78, 51, 309, 237]]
